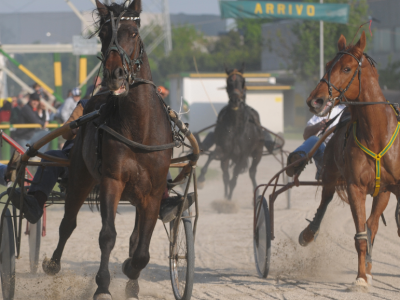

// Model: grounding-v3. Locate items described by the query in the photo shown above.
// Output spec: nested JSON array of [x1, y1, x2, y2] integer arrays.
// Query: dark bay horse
[[198, 66, 264, 200], [304, 31, 400, 289], [42, 1, 173, 299]]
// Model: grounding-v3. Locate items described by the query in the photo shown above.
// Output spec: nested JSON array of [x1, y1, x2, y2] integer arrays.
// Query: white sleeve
[[307, 115, 322, 127], [61, 99, 74, 123]]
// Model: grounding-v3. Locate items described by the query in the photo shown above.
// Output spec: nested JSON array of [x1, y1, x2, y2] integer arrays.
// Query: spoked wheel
[[253, 196, 271, 278], [0, 208, 15, 300], [28, 218, 41, 274], [169, 210, 195, 300]]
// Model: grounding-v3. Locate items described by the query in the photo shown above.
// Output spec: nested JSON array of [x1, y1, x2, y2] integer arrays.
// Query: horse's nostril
[[312, 98, 324, 108], [112, 67, 124, 79]]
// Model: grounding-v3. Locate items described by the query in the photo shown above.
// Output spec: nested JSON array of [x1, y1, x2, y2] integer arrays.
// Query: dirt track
[[6, 140, 400, 300]]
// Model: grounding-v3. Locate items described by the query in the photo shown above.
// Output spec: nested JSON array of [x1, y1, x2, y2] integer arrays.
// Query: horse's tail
[[87, 184, 101, 212], [335, 177, 349, 204]]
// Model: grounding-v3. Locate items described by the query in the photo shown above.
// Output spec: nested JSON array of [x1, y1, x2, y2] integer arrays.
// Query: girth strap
[[99, 124, 180, 152], [353, 121, 400, 197]]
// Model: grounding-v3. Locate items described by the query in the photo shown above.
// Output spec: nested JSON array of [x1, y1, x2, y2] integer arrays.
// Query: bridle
[[227, 70, 246, 108], [320, 50, 363, 106], [320, 50, 398, 109], [98, 10, 144, 86]]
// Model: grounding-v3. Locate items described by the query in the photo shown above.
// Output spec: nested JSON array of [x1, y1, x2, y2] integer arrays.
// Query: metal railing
[[0, 122, 64, 163]]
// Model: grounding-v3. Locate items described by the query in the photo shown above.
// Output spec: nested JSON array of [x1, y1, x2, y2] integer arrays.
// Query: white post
[[320, 0, 324, 79], [163, 0, 173, 55]]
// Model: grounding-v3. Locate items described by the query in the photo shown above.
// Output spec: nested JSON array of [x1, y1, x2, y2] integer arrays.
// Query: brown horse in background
[[41, 1, 173, 299], [306, 31, 400, 289]]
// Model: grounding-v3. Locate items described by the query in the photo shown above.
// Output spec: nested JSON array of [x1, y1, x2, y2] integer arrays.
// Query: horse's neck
[[354, 79, 397, 152]]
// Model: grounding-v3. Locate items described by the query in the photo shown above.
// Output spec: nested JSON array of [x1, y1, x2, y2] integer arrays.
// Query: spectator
[[10, 98, 24, 125], [32, 83, 49, 101], [0, 101, 12, 123], [84, 76, 102, 99], [61, 88, 81, 123], [14, 93, 49, 151], [11, 96, 18, 108]]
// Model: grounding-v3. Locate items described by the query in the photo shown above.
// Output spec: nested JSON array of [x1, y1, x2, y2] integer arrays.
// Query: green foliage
[[289, 0, 369, 82], [149, 19, 269, 85]]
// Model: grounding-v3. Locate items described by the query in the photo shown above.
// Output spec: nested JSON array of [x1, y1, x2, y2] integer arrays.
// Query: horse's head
[[95, 0, 143, 96], [307, 31, 372, 116], [225, 63, 246, 110]]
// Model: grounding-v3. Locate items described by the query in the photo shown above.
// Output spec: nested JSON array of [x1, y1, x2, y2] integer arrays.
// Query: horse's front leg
[[347, 183, 369, 290], [221, 158, 230, 199], [364, 192, 390, 283], [94, 177, 123, 300], [122, 193, 160, 299], [129, 210, 140, 258]]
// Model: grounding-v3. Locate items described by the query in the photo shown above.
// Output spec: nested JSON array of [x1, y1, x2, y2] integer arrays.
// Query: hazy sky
[[0, 0, 220, 15]]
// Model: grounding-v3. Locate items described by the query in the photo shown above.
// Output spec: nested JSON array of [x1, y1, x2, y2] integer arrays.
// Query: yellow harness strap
[[353, 120, 400, 196]]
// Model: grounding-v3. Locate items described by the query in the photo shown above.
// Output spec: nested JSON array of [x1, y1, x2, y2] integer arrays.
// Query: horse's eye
[[344, 67, 351, 73]]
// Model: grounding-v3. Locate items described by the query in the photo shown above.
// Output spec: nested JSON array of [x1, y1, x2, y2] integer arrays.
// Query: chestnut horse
[[42, 1, 173, 299], [305, 31, 400, 289]]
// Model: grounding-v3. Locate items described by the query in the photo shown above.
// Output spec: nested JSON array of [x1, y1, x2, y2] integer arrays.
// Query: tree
[[147, 18, 269, 85], [288, 0, 369, 82]]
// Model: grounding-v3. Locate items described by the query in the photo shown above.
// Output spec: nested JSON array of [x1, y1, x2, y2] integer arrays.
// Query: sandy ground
[[5, 139, 400, 300]]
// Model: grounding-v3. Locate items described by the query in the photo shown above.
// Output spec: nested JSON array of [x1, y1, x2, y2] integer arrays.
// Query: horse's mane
[[90, 1, 141, 38]]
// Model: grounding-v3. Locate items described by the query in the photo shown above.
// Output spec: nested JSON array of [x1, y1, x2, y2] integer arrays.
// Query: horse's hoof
[[298, 226, 318, 247], [197, 181, 205, 189], [93, 293, 112, 300], [42, 257, 61, 276], [347, 277, 369, 292], [122, 257, 132, 277], [125, 279, 140, 299], [366, 274, 373, 286]]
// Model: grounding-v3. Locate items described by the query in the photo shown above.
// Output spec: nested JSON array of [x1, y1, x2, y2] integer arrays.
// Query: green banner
[[220, 1, 350, 24]]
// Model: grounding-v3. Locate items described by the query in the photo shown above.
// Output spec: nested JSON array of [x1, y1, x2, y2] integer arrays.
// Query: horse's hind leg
[[198, 151, 216, 186], [299, 142, 339, 247], [299, 185, 335, 246], [249, 143, 263, 193], [43, 164, 95, 275], [364, 192, 390, 284]]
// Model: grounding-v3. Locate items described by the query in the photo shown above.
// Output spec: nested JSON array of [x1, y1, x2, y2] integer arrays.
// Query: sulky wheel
[[0, 207, 16, 300], [396, 202, 400, 236], [28, 217, 42, 274], [253, 196, 271, 278], [169, 210, 195, 300]]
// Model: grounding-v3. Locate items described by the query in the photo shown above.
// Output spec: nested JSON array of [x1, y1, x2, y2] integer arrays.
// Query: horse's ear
[[337, 34, 346, 51], [224, 63, 230, 75], [129, 0, 142, 13], [239, 62, 245, 74], [96, 0, 108, 18], [355, 31, 367, 53]]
